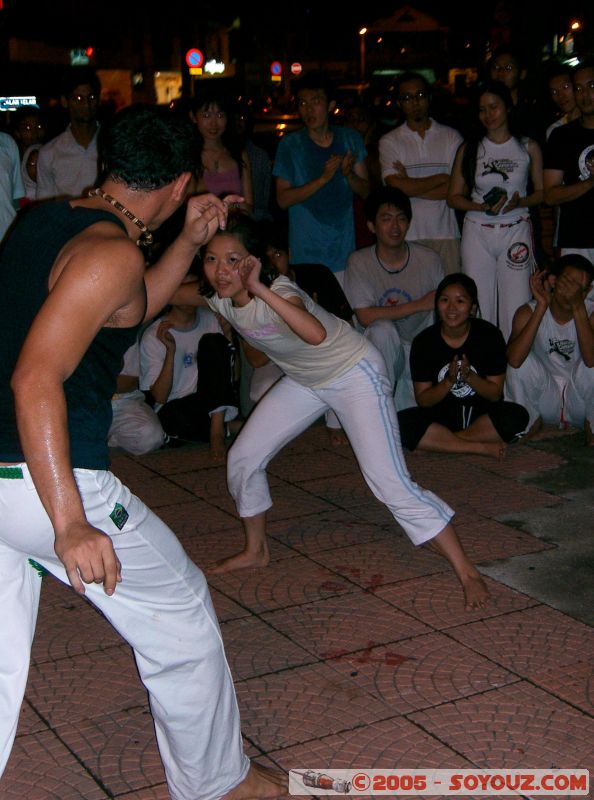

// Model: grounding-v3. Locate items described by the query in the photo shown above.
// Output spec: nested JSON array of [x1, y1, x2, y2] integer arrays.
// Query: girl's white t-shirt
[[207, 276, 369, 389]]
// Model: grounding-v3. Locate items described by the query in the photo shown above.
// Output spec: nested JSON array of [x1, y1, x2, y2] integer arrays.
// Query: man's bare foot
[[326, 426, 349, 447], [461, 572, 489, 611], [209, 546, 270, 574], [222, 762, 288, 800], [585, 420, 593, 447]]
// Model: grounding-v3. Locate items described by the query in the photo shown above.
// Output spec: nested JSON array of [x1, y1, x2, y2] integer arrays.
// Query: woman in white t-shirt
[[448, 81, 543, 340], [200, 214, 488, 611]]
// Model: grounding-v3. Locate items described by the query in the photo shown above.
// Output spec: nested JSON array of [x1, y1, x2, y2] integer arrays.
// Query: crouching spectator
[[108, 340, 166, 455], [140, 301, 239, 462], [506, 254, 594, 444]]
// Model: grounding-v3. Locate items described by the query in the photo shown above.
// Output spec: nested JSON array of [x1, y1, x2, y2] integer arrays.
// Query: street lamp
[[359, 27, 367, 81]]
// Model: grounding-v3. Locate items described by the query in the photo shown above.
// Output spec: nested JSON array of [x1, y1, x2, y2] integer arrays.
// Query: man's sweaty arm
[[11, 233, 146, 596]]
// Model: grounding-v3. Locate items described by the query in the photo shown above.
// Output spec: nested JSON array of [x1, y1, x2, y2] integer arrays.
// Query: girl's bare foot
[[461, 572, 489, 611], [222, 762, 288, 800], [209, 545, 270, 574]]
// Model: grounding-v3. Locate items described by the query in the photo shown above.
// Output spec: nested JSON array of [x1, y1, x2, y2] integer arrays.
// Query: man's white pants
[[506, 354, 594, 431], [462, 217, 534, 340], [0, 466, 248, 800], [228, 346, 453, 546]]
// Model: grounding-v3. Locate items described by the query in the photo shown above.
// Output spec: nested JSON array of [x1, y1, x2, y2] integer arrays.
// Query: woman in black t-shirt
[[398, 273, 528, 457]]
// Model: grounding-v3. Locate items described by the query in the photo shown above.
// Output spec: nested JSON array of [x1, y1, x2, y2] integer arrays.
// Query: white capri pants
[[506, 354, 594, 431], [462, 216, 534, 340], [227, 346, 453, 545], [0, 466, 248, 800], [108, 390, 166, 455]]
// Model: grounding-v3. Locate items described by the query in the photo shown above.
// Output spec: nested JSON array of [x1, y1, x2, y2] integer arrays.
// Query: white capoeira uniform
[[461, 136, 536, 340], [506, 298, 594, 431], [0, 465, 249, 799], [207, 276, 453, 545]]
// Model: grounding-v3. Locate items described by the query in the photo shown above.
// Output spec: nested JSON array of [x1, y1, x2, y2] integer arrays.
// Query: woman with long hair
[[448, 80, 543, 339], [398, 273, 528, 458], [190, 91, 254, 215]]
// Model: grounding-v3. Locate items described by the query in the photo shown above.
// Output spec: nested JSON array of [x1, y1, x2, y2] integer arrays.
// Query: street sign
[[185, 49, 204, 68]]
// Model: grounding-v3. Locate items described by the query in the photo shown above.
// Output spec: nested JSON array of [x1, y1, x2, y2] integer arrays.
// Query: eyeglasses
[[492, 63, 516, 73], [399, 91, 428, 104], [71, 93, 97, 104]]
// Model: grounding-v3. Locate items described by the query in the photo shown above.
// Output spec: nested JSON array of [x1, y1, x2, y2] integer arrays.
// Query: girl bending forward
[[202, 216, 488, 610]]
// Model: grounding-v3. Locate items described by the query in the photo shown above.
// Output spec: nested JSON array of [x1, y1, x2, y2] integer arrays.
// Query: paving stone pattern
[[2, 428, 592, 799]]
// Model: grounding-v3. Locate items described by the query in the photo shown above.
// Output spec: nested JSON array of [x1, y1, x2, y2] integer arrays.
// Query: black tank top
[[0, 202, 145, 468]]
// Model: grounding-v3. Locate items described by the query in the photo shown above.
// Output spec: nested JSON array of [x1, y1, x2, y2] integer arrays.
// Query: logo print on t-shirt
[[507, 242, 530, 269], [380, 287, 412, 307], [548, 337, 574, 361], [480, 158, 518, 181], [437, 363, 476, 399], [578, 145, 594, 181]]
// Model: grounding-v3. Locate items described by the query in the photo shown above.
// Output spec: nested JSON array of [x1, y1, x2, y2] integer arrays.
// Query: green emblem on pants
[[28, 559, 49, 577], [110, 502, 129, 530]]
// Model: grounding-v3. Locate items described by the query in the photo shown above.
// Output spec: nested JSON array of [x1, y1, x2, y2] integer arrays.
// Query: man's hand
[[417, 290, 436, 312], [341, 150, 356, 176], [182, 193, 244, 249], [54, 521, 122, 596], [322, 155, 342, 183], [392, 160, 409, 178]]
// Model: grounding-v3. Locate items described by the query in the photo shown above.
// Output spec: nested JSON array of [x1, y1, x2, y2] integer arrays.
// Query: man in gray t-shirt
[[344, 186, 444, 408]]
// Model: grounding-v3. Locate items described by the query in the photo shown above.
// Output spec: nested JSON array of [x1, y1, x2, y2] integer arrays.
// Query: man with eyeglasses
[[36, 67, 101, 200], [379, 71, 462, 276], [544, 60, 594, 268]]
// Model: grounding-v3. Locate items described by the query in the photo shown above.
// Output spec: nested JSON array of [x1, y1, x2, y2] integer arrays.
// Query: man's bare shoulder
[[49, 222, 147, 327], [53, 221, 145, 287]]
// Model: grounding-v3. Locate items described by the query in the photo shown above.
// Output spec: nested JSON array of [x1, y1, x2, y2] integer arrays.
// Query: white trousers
[[108, 390, 166, 455], [462, 217, 534, 341], [227, 347, 453, 546], [506, 354, 594, 430], [0, 466, 248, 800]]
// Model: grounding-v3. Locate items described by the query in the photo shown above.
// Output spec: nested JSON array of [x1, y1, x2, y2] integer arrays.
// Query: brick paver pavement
[[1, 424, 592, 798]]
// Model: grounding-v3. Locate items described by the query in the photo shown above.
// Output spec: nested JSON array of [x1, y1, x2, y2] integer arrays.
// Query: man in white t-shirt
[[344, 186, 444, 409], [140, 301, 238, 461], [379, 72, 462, 275]]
